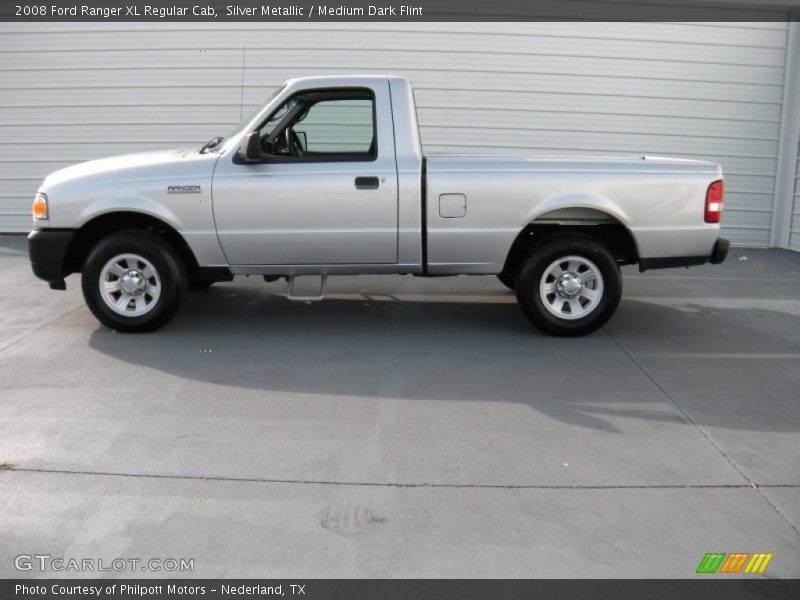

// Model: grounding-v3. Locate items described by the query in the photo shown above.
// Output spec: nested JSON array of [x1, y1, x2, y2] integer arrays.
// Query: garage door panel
[[790, 159, 800, 252], [1, 27, 788, 67]]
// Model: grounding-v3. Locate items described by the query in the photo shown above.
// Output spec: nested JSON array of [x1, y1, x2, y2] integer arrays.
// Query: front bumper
[[28, 229, 75, 290], [638, 237, 730, 272]]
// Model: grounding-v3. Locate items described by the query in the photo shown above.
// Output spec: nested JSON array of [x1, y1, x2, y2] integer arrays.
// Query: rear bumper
[[28, 229, 75, 290], [638, 237, 729, 272], [709, 237, 730, 264]]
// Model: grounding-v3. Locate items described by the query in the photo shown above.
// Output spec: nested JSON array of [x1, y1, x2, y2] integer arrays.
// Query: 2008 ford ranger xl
[[28, 75, 729, 336]]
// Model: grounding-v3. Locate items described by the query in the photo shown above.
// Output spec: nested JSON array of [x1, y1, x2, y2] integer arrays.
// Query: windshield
[[201, 84, 287, 152]]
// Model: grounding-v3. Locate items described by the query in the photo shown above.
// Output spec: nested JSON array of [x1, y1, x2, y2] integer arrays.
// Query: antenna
[[239, 45, 247, 120]]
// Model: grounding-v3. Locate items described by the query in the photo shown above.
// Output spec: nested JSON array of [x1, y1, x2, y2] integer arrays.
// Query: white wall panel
[[791, 148, 800, 252], [0, 21, 791, 245]]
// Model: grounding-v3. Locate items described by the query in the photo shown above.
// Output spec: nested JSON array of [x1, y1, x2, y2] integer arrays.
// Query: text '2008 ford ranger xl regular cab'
[[28, 75, 729, 336]]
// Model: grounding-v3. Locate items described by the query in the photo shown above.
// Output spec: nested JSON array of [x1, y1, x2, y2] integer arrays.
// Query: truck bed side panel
[[424, 155, 722, 274]]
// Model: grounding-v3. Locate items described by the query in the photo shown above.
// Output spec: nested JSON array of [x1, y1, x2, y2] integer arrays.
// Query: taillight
[[705, 180, 723, 223]]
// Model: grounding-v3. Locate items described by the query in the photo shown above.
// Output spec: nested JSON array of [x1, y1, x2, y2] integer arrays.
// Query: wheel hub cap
[[99, 253, 161, 317], [556, 272, 582, 297], [539, 255, 605, 321], [120, 270, 146, 295]]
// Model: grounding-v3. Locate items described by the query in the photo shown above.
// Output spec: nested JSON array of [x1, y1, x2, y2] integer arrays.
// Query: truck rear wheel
[[81, 231, 187, 332], [515, 236, 621, 336]]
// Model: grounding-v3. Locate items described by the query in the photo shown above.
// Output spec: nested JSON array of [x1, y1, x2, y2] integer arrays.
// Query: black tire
[[496, 272, 517, 290], [515, 235, 621, 336], [188, 277, 214, 290], [81, 231, 188, 332]]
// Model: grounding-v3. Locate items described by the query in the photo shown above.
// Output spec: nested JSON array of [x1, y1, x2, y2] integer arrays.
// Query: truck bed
[[423, 154, 722, 274]]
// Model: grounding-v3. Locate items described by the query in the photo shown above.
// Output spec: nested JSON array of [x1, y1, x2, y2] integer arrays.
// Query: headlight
[[32, 192, 48, 220]]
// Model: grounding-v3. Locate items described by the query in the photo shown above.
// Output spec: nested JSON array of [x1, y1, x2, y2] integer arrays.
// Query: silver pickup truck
[[28, 75, 728, 336]]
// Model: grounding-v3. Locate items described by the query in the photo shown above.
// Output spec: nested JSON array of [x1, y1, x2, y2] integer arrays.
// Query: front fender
[[76, 195, 182, 230]]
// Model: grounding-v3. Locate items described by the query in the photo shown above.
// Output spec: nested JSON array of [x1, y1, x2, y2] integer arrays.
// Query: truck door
[[211, 83, 398, 265]]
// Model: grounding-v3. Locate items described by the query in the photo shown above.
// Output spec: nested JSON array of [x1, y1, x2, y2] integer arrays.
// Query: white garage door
[[0, 21, 791, 246]]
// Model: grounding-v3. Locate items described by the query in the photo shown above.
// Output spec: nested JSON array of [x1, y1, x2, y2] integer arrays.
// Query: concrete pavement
[[1, 236, 798, 577]]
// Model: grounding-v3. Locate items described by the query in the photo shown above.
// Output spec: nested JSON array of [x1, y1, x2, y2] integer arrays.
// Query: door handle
[[355, 176, 380, 190]]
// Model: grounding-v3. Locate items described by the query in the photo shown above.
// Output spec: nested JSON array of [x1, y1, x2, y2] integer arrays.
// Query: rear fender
[[524, 193, 630, 226]]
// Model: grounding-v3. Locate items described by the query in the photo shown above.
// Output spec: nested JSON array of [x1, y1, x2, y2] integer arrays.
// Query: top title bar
[[2, 0, 799, 22]]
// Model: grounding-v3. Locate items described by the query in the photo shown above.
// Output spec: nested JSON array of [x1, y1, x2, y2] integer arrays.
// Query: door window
[[258, 89, 376, 161]]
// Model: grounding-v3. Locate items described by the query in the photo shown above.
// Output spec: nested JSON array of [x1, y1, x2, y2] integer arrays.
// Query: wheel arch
[[502, 203, 640, 276], [65, 210, 201, 278], [524, 193, 631, 226]]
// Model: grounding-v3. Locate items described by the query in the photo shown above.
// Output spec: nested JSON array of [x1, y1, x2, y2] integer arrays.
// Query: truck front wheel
[[81, 231, 187, 332], [515, 236, 621, 336]]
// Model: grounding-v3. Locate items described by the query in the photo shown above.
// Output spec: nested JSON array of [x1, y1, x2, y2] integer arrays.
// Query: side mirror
[[239, 132, 262, 162]]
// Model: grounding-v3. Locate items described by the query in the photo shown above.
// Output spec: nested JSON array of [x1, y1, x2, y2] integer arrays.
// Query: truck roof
[[283, 74, 408, 87]]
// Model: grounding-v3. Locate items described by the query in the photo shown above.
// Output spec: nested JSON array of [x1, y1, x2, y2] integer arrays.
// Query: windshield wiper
[[200, 136, 223, 153]]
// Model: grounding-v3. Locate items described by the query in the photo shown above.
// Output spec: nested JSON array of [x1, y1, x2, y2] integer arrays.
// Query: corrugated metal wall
[[0, 21, 792, 246]]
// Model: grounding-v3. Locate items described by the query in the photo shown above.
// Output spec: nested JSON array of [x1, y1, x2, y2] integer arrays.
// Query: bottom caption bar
[[2, 580, 799, 600]]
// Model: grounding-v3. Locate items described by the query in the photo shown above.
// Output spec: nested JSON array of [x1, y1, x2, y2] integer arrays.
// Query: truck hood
[[41, 147, 200, 189]]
